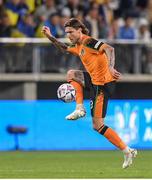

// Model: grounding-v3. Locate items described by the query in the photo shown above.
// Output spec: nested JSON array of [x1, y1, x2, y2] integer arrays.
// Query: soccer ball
[[57, 83, 76, 103]]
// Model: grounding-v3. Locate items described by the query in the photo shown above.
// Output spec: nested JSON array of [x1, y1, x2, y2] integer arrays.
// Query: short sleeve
[[84, 38, 104, 51], [67, 45, 79, 56]]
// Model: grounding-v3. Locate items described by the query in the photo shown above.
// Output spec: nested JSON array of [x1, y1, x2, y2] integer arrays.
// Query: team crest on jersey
[[80, 48, 85, 56]]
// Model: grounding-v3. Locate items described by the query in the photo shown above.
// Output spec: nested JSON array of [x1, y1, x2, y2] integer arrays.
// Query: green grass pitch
[[0, 150, 151, 178]]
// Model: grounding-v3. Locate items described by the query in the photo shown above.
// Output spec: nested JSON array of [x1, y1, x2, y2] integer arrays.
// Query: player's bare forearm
[[42, 26, 68, 52], [46, 34, 68, 52]]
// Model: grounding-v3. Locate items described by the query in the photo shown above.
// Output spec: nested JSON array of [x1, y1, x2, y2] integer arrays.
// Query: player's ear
[[78, 28, 82, 33]]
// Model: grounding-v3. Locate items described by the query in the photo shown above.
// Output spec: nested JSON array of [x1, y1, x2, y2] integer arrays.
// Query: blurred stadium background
[[0, 0, 152, 178]]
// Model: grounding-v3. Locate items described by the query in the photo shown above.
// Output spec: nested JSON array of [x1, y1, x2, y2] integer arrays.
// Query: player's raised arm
[[41, 26, 68, 52]]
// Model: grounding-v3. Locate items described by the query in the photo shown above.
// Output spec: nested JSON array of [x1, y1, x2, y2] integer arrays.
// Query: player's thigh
[[83, 72, 92, 91], [91, 85, 109, 120], [66, 69, 85, 86]]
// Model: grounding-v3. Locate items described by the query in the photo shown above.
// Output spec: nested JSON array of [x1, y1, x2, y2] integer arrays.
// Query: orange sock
[[99, 125, 126, 150], [70, 80, 83, 104]]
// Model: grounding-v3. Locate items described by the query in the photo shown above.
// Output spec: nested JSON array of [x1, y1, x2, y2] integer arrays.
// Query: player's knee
[[93, 124, 99, 131], [92, 117, 104, 132], [66, 69, 76, 82], [93, 124, 104, 132]]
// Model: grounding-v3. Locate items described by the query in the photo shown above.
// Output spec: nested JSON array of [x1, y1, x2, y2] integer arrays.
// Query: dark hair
[[64, 18, 89, 35]]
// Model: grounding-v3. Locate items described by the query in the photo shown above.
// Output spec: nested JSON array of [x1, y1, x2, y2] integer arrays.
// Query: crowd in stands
[[0, 0, 152, 41]]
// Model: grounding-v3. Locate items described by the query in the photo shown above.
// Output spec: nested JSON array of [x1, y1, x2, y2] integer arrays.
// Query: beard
[[70, 37, 80, 44]]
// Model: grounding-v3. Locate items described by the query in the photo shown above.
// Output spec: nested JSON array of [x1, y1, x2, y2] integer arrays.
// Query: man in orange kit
[[42, 18, 137, 169]]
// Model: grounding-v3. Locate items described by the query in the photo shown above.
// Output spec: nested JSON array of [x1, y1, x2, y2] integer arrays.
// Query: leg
[[65, 69, 86, 120], [91, 85, 137, 169], [67, 69, 85, 104]]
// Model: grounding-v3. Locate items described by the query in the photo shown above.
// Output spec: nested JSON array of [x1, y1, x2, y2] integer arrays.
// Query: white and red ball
[[57, 83, 76, 103]]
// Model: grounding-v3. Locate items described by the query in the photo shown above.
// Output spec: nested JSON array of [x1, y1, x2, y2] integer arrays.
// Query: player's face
[[65, 27, 81, 44]]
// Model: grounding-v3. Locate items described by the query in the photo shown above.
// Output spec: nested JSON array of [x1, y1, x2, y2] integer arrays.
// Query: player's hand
[[109, 66, 121, 80], [41, 26, 52, 37]]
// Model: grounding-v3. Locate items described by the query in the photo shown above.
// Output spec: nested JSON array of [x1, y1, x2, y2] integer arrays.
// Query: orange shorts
[[83, 72, 115, 118]]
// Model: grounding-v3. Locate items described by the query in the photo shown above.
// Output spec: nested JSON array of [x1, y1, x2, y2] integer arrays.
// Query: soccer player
[[41, 18, 137, 169]]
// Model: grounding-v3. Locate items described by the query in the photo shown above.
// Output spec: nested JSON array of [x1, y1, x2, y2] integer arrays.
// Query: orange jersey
[[67, 35, 115, 85]]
